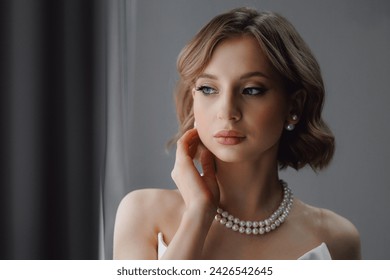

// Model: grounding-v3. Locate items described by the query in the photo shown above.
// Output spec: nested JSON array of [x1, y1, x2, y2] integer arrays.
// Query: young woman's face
[[192, 35, 290, 163]]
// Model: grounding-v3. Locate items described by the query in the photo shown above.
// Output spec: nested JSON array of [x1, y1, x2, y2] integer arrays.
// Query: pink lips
[[213, 130, 245, 145]]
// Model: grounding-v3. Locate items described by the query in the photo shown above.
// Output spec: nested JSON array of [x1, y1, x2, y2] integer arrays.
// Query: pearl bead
[[245, 228, 252, 235], [215, 214, 222, 221], [239, 227, 245, 233], [259, 221, 265, 227], [220, 218, 227, 225], [232, 224, 239, 231], [259, 228, 265, 235], [246, 221, 252, 227], [233, 218, 240, 224], [286, 123, 295, 131], [252, 221, 259, 228], [252, 228, 259, 235], [222, 211, 229, 218], [228, 215, 234, 221], [240, 221, 246, 227], [217, 208, 223, 214], [226, 221, 233, 228]]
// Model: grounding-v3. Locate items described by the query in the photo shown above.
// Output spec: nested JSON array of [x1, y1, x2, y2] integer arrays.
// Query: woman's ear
[[288, 89, 306, 122]]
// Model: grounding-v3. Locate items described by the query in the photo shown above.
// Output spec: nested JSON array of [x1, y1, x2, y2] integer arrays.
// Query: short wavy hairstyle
[[170, 7, 335, 171]]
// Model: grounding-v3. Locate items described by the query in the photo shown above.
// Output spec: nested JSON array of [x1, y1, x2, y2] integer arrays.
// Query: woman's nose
[[216, 90, 242, 121]]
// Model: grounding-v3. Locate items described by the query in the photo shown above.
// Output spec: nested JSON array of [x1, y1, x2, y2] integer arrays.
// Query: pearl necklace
[[214, 180, 293, 235]]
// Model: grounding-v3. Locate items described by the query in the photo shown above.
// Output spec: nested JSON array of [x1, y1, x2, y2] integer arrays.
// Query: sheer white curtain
[[102, 0, 181, 259], [102, 0, 138, 259]]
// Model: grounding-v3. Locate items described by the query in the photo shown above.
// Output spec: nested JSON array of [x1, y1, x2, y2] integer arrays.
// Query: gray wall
[[112, 0, 390, 259]]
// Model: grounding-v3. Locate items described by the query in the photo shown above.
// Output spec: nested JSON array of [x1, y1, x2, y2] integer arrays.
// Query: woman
[[113, 7, 361, 260]]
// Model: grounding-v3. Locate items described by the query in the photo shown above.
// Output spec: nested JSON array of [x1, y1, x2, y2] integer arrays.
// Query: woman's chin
[[211, 150, 249, 164]]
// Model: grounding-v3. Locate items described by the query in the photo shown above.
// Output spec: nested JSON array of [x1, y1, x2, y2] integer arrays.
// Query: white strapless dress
[[157, 232, 331, 260]]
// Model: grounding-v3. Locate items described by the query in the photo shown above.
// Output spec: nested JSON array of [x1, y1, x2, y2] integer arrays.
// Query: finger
[[175, 128, 200, 163], [177, 128, 198, 150], [199, 148, 219, 204], [199, 147, 216, 179], [188, 136, 201, 158]]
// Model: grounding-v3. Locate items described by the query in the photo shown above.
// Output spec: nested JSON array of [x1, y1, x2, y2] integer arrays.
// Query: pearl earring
[[194, 121, 197, 128], [285, 114, 298, 131], [286, 123, 295, 131]]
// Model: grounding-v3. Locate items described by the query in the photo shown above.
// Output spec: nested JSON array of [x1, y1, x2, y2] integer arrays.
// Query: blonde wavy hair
[[170, 7, 335, 171]]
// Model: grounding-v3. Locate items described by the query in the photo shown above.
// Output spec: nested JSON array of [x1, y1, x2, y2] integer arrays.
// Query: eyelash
[[195, 85, 268, 96], [195, 86, 218, 95]]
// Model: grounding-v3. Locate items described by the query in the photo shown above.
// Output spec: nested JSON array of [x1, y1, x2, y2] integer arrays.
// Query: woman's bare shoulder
[[113, 188, 183, 259], [120, 188, 182, 208], [318, 207, 361, 259], [296, 200, 361, 259], [117, 188, 184, 224]]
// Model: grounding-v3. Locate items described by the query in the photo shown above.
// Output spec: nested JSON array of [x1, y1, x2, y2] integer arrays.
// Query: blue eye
[[195, 86, 218, 95], [243, 87, 267, 96]]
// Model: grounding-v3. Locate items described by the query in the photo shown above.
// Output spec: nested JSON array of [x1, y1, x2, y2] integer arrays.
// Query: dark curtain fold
[[0, 0, 106, 259]]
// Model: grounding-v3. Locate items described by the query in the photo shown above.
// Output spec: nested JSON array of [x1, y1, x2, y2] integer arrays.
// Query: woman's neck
[[215, 157, 283, 221]]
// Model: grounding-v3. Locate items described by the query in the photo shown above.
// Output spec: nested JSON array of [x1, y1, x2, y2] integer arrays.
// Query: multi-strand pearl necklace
[[214, 180, 293, 235]]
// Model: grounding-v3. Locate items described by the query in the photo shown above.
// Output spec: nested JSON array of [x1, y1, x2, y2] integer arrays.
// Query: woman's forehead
[[197, 36, 279, 83]]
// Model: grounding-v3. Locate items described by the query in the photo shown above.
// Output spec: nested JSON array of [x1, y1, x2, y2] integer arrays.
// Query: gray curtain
[[0, 0, 137, 260], [0, 0, 106, 259]]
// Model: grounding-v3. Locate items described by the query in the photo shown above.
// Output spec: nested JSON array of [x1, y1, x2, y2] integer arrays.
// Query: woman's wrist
[[160, 202, 215, 259], [183, 202, 216, 226]]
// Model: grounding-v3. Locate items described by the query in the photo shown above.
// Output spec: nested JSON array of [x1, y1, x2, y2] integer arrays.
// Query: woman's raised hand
[[171, 128, 219, 213]]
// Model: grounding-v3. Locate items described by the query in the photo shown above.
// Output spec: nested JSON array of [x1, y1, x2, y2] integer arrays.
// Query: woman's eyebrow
[[197, 71, 270, 80], [240, 71, 270, 80], [197, 73, 218, 80]]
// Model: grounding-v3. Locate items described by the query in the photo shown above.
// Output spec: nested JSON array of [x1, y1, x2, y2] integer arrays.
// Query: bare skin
[[113, 36, 361, 260], [114, 188, 360, 259]]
